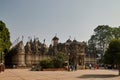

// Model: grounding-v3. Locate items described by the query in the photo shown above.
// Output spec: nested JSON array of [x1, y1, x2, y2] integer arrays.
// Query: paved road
[[0, 69, 120, 80]]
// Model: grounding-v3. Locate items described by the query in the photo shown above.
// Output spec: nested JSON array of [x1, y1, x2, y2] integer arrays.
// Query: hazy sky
[[1, 0, 120, 46]]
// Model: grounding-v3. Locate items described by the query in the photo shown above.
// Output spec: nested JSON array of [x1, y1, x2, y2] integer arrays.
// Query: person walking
[[89, 64, 92, 69]]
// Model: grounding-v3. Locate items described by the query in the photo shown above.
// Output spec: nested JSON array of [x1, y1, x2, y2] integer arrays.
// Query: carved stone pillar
[[17, 41, 26, 66]]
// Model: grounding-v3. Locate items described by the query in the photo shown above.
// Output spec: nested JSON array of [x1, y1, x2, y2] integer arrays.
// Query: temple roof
[[52, 36, 59, 40], [73, 39, 78, 43], [66, 39, 72, 43]]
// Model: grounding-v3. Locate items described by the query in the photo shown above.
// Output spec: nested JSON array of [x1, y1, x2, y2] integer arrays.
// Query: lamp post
[[0, 52, 1, 72], [0, 51, 4, 72], [1, 52, 4, 64], [68, 53, 70, 71], [0, 52, 1, 63], [0, 52, 3, 64], [89, 52, 90, 64]]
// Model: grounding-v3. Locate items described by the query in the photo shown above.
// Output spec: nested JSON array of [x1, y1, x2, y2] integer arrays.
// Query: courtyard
[[0, 69, 120, 80]]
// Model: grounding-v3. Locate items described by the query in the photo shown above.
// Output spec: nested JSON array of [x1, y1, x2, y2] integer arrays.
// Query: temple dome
[[66, 39, 72, 43], [52, 36, 59, 40]]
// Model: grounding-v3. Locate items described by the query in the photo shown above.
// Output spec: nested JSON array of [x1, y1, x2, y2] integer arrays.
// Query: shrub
[[39, 57, 54, 68], [52, 52, 67, 68], [39, 52, 67, 68]]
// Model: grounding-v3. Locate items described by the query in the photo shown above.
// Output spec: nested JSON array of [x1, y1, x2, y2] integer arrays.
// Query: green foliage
[[103, 39, 120, 65], [52, 52, 67, 68], [88, 25, 120, 59], [0, 21, 11, 53], [112, 27, 120, 39], [39, 52, 67, 68], [88, 25, 112, 53], [39, 57, 54, 68]]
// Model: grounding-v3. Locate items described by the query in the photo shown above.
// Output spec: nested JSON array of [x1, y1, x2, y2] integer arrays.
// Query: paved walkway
[[0, 69, 120, 80]]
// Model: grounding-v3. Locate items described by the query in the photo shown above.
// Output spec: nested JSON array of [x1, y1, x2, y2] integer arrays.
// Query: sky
[[1, 0, 120, 46]]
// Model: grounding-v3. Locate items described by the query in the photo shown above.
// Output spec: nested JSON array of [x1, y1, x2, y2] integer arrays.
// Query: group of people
[[69, 65, 77, 71], [65, 64, 77, 71], [65, 63, 99, 71], [89, 64, 99, 69]]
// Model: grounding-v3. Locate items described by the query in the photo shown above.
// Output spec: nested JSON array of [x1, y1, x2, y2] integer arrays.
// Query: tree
[[104, 39, 120, 75], [39, 57, 54, 68], [53, 51, 67, 68], [87, 35, 97, 63], [39, 51, 67, 68], [88, 25, 112, 63], [0, 21, 11, 63], [93, 25, 112, 54], [112, 27, 120, 39]]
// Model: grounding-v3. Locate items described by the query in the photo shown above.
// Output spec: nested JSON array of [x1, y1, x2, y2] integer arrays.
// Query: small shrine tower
[[52, 36, 59, 46]]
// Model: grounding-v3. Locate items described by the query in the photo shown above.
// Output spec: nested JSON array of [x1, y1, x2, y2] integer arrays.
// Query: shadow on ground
[[78, 74, 119, 78]]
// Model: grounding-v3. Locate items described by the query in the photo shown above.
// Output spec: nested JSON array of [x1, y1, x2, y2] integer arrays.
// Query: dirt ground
[[0, 69, 120, 80]]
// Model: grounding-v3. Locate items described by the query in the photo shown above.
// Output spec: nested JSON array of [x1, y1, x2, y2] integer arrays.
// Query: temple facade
[[48, 36, 86, 69], [6, 39, 48, 67], [6, 36, 86, 68]]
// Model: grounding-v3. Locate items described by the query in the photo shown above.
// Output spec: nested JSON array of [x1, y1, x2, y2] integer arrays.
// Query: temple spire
[[43, 38, 45, 44]]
